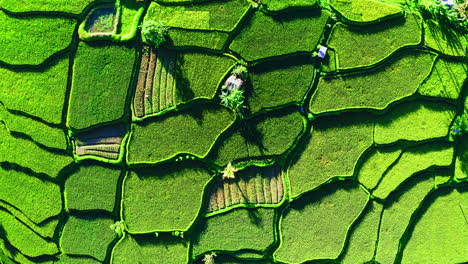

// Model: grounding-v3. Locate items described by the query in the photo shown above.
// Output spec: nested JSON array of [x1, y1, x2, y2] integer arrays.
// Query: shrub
[[450, 114, 468, 137], [141, 20, 169, 47], [419, 0, 468, 33]]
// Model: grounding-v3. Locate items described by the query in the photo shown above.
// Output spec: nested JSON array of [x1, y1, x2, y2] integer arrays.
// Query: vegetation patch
[[249, 57, 315, 113], [330, 0, 403, 24], [0, 168, 61, 224], [72, 123, 127, 161], [401, 187, 468, 264], [0, 210, 58, 257], [127, 104, 235, 164], [192, 208, 275, 258], [206, 165, 284, 214], [0, 11, 75, 65], [373, 142, 453, 200], [262, 0, 318, 12], [309, 51, 434, 114], [112, 234, 188, 263], [144, 0, 249, 31], [273, 181, 368, 263], [65, 163, 121, 212], [133, 46, 177, 119], [67, 42, 136, 130], [116, 0, 146, 41], [327, 13, 421, 69], [418, 57, 468, 100], [0, 0, 105, 14], [211, 109, 305, 166], [357, 146, 402, 189], [123, 161, 212, 232], [0, 57, 69, 124], [60, 215, 116, 262], [288, 113, 373, 198], [229, 10, 329, 61], [374, 100, 456, 144], [375, 174, 434, 264]]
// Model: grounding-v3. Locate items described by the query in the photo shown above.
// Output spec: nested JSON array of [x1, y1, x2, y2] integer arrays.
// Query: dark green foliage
[[142, 20, 169, 47], [450, 114, 468, 137], [67, 42, 136, 130], [419, 0, 468, 33]]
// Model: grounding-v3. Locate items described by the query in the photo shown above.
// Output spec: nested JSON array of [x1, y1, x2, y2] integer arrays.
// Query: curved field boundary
[[205, 165, 285, 217], [329, 0, 404, 26], [71, 123, 128, 164]]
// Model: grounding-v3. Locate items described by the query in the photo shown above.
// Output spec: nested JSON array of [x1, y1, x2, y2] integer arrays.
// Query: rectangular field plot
[[206, 165, 284, 214], [133, 46, 176, 118], [72, 124, 127, 161]]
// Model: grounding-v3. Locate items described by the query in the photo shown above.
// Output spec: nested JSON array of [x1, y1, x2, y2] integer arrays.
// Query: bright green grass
[[127, 104, 235, 164], [249, 58, 314, 113], [0, 0, 106, 13], [375, 174, 434, 264], [0, 105, 67, 149], [330, 0, 402, 24], [67, 42, 136, 130], [144, 0, 249, 31], [0, 57, 69, 124], [55, 255, 101, 264], [357, 146, 402, 189], [0, 125, 73, 177], [117, 0, 145, 40], [211, 109, 305, 166], [401, 187, 468, 264], [229, 10, 329, 61], [0, 169, 61, 224], [309, 51, 434, 114], [262, 0, 318, 12], [111, 234, 188, 264], [418, 57, 468, 100], [288, 113, 373, 198], [174, 52, 235, 103], [274, 181, 368, 263], [373, 142, 453, 200], [0, 11, 75, 65], [167, 29, 229, 51], [193, 208, 275, 257], [374, 100, 456, 144], [65, 164, 121, 212], [0, 210, 58, 257], [60, 216, 115, 261], [123, 161, 212, 232], [340, 201, 382, 264], [327, 13, 421, 69], [425, 21, 467, 57], [455, 136, 468, 180]]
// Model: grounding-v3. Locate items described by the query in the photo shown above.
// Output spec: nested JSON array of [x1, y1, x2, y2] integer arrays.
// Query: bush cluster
[[419, 0, 468, 33]]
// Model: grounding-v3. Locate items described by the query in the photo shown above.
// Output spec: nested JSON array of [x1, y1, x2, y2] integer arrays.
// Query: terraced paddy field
[[0, 0, 467, 263]]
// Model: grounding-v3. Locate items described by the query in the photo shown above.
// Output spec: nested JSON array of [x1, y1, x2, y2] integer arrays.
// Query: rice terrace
[[0, 0, 467, 263]]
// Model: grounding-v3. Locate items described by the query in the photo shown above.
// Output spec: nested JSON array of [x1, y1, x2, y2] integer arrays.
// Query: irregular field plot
[[357, 146, 402, 189], [418, 57, 467, 100], [211, 109, 305, 166], [262, 0, 318, 12], [309, 51, 434, 114], [327, 13, 421, 69], [0, 0, 104, 14], [0, 11, 75, 65], [274, 181, 368, 263], [288, 113, 373, 198], [249, 56, 315, 113], [166, 29, 229, 51], [206, 165, 284, 213], [65, 163, 121, 212], [128, 104, 235, 164], [0, 57, 69, 124], [374, 100, 455, 144], [133, 46, 177, 118], [60, 215, 115, 262], [67, 42, 136, 130], [0, 210, 58, 257], [73, 123, 127, 161], [373, 142, 454, 200], [193, 208, 275, 257], [145, 0, 249, 31], [230, 10, 329, 61], [0, 168, 61, 224], [112, 234, 188, 264], [123, 161, 212, 232], [401, 187, 468, 264], [117, 0, 146, 40], [330, 0, 403, 24]]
